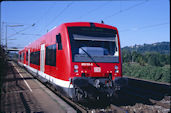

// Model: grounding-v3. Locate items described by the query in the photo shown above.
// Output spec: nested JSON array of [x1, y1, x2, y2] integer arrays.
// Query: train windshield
[[68, 27, 119, 63]]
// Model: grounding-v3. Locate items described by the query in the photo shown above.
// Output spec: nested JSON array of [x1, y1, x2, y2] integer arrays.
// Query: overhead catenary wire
[[2, 3, 56, 47], [74, 0, 148, 22], [33, 2, 56, 25], [11, 28, 17, 32], [44, 2, 74, 31], [3, 1, 168, 49], [120, 22, 169, 32], [139, 22, 169, 30], [19, 33, 42, 36], [34, 3, 57, 34], [3, 3, 55, 41], [76, 1, 111, 20], [102, 0, 148, 20], [7, 24, 36, 38]]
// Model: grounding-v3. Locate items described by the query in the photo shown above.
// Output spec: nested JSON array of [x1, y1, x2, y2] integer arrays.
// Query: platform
[[0, 61, 76, 113]]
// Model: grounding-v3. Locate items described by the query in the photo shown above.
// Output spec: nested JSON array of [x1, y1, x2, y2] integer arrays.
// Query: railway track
[[116, 77, 171, 113], [118, 90, 170, 113]]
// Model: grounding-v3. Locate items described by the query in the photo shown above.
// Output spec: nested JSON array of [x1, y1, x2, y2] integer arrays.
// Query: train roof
[[63, 22, 117, 29], [19, 22, 117, 52]]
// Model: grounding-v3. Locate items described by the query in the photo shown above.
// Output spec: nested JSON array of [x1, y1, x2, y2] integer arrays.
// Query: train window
[[19, 54, 21, 61], [26, 52, 28, 61], [21, 52, 24, 61], [23, 52, 25, 61], [68, 27, 119, 63], [30, 53, 33, 63], [20, 54, 22, 61], [56, 33, 62, 50], [30, 51, 40, 65], [45, 44, 56, 66]]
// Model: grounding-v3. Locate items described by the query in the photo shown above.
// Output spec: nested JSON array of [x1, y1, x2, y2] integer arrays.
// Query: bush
[[122, 63, 170, 83]]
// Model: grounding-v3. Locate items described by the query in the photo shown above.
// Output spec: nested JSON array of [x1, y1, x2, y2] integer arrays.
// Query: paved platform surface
[[0, 61, 76, 113]]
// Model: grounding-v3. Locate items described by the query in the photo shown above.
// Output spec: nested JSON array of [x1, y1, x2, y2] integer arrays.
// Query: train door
[[28, 49, 30, 66], [40, 44, 45, 72]]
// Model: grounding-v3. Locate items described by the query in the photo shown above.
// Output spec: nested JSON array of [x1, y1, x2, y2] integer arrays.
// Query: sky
[[1, 0, 170, 49]]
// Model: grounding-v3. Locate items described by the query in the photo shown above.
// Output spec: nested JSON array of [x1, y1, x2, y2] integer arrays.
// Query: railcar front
[[66, 22, 128, 101]]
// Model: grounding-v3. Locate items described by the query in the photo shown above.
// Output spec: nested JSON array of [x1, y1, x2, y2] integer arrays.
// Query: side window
[[36, 51, 40, 65], [26, 52, 28, 61], [45, 44, 56, 66], [21, 52, 24, 61], [30, 51, 40, 65], [20, 54, 22, 61], [23, 52, 25, 61], [30, 52, 34, 64], [56, 33, 62, 50], [19, 54, 21, 61]]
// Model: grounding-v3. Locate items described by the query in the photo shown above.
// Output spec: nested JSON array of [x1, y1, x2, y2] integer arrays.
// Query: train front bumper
[[72, 76, 128, 99]]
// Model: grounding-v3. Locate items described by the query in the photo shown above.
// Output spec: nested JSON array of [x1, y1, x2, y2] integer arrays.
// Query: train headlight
[[74, 70, 78, 73], [114, 65, 118, 70], [115, 70, 119, 73], [74, 65, 78, 69]]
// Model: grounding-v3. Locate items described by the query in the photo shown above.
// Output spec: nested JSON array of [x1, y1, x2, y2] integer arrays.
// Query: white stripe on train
[[19, 62, 73, 88]]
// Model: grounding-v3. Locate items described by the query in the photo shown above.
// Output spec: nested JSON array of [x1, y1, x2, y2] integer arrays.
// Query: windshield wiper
[[80, 47, 100, 67]]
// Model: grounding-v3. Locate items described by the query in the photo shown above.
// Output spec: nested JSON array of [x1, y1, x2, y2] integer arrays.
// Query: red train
[[18, 22, 127, 101]]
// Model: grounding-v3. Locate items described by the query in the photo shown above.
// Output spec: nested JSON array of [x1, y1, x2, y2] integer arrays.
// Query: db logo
[[94, 67, 101, 72]]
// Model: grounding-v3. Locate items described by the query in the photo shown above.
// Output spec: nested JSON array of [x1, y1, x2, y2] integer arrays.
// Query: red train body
[[18, 22, 127, 100]]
